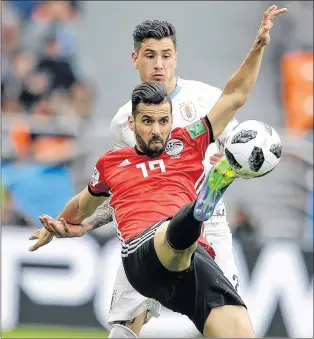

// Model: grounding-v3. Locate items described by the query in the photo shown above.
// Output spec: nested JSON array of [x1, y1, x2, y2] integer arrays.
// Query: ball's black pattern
[[231, 130, 257, 144], [225, 148, 242, 170], [270, 143, 282, 159], [248, 146, 265, 172]]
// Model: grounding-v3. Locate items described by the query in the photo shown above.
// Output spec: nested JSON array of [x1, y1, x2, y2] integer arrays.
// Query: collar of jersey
[[134, 145, 146, 156], [168, 77, 182, 100]]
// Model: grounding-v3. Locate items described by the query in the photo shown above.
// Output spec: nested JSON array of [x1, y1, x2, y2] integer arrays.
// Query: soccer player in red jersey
[[29, 5, 287, 337]]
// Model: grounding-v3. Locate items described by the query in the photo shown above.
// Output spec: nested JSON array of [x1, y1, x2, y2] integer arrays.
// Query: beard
[[135, 131, 170, 158]]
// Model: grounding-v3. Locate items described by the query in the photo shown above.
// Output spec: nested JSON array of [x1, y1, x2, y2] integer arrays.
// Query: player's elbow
[[220, 92, 247, 111], [229, 92, 248, 109]]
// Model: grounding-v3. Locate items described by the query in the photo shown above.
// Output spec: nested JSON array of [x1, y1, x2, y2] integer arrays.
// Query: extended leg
[[154, 156, 237, 272]]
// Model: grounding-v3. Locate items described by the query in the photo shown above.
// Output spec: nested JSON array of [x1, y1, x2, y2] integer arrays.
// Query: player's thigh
[[188, 246, 247, 335], [203, 305, 255, 338], [108, 264, 161, 328], [154, 220, 197, 272]]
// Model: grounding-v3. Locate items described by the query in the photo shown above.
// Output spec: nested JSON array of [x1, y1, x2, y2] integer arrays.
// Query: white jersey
[[110, 77, 238, 234]]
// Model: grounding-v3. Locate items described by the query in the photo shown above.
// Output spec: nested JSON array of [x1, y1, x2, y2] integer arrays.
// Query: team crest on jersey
[[90, 166, 100, 187], [165, 139, 184, 156], [179, 101, 196, 122]]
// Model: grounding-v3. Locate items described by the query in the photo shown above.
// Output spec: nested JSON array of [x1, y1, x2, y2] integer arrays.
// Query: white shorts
[[107, 263, 161, 326], [108, 228, 240, 329], [206, 229, 241, 295]]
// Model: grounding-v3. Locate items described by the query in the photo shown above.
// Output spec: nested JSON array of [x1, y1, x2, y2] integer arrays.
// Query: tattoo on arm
[[83, 199, 113, 230]]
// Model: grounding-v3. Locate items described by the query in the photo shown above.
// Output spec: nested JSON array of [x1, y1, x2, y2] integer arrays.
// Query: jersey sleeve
[[88, 155, 111, 197], [217, 117, 239, 147], [110, 107, 136, 150], [201, 84, 222, 111], [198, 82, 239, 150], [184, 116, 215, 159]]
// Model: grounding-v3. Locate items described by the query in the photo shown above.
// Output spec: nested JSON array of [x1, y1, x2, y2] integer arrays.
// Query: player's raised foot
[[194, 156, 238, 221]]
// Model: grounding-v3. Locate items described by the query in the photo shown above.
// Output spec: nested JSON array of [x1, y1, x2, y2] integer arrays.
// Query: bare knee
[[110, 311, 147, 337], [203, 305, 255, 338], [126, 311, 148, 335], [154, 222, 197, 272]]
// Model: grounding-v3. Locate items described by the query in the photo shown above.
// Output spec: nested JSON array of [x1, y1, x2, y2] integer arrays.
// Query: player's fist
[[256, 5, 287, 46]]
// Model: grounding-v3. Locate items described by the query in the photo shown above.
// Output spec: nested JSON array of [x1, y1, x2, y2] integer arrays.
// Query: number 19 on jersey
[[136, 160, 166, 178]]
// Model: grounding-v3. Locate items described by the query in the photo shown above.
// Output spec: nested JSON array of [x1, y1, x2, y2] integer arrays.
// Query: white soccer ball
[[224, 120, 282, 178]]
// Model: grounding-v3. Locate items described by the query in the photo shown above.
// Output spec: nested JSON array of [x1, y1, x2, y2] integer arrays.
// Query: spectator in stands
[[37, 34, 77, 91], [21, 0, 80, 58], [34, 34, 92, 118]]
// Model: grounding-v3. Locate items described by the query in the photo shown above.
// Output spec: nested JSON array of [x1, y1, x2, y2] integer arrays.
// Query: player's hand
[[209, 152, 224, 165], [28, 227, 54, 252], [256, 5, 288, 47], [39, 215, 87, 238]]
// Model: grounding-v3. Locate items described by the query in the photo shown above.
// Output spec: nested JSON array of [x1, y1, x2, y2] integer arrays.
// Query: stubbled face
[[132, 38, 177, 94], [129, 101, 172, 158]]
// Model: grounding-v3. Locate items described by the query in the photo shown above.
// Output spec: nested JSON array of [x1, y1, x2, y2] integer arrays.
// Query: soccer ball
[[224, 120, 282, 178]]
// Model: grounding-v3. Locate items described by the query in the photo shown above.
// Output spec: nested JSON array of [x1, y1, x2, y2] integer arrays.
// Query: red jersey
[[88, 117, 214, 242]]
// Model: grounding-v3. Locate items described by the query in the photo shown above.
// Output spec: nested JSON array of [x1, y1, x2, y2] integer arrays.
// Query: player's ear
[[128, 116, 135, 131], [132, 51, 139, 69]]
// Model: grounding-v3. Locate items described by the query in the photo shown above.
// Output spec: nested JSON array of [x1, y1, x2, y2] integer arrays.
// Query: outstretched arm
[[208, 5, 287, 140], [38, 199, 114, 238], [29, 187, 107, 251]]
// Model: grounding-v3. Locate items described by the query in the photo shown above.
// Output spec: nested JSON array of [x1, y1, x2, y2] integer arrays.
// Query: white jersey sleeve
[[110, 101, 135, 150], [196, 81, 239, 148]]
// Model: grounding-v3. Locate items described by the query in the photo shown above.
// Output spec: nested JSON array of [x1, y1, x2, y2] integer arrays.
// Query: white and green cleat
[[194, 157, 238, 221]]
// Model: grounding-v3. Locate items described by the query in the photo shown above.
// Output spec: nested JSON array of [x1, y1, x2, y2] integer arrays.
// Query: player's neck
[[166, 77, 177, 96]]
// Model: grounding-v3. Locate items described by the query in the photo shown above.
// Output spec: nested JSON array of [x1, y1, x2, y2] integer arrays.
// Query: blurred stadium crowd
[[2, 0, 92, 227]]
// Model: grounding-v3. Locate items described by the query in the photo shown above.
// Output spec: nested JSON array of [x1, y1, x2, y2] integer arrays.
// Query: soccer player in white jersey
[[32, 20, 239, 338]]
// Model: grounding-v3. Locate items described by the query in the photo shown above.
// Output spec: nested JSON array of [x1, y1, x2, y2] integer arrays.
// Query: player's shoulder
[[177, 77, 222, 97], [110, 100, 132, 127], [97, 147, 134, 165]]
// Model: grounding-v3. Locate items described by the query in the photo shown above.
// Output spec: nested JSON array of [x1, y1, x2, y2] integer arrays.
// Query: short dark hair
[[131, 82, 172, 116], [133, 20, 176, 51]]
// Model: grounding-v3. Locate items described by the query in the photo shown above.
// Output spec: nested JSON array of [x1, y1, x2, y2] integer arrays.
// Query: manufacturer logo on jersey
[[90, 167, 100, 187], [165, 139, 184, 156], [179, 101, 196, 122], [119, 159, 131, 167]]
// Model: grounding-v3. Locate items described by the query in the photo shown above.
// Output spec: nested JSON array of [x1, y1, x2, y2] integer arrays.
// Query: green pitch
[[2, 325, 108, 338]]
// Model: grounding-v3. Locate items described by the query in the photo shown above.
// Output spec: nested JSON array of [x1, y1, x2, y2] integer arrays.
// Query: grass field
[[2, 325, 108, 338]]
